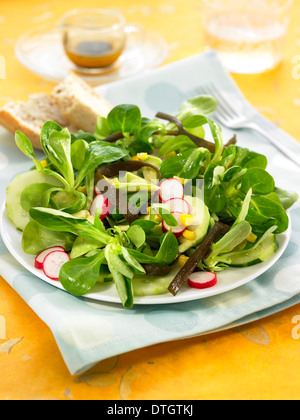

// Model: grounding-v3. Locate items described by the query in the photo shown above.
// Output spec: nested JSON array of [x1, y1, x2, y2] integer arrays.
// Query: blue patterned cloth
[[0, 51, 300, 375]]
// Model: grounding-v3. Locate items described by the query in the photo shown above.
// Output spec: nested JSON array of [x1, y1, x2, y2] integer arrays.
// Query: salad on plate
[[5, 95, 298, 308]]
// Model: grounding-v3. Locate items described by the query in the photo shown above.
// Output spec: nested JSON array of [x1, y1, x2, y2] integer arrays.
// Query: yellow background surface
[[0, 0, 299, 400]]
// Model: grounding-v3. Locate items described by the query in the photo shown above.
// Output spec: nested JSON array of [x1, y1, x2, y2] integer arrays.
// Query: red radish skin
[[35, 246, 65, 270], [188, 272, 217, 290], [90, 194, 111, 220], [43, 251, 70, 281], [164, 198, 191, 214], [162, 212, 187, 238], [159, 178, 184, 203]]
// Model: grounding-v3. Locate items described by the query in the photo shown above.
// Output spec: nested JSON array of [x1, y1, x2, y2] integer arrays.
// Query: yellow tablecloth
[[0, 0, 299, 400]]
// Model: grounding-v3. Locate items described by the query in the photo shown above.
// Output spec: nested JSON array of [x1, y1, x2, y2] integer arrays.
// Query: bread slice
[[0, 93, 77, 150], [51, 73, 113, 134]]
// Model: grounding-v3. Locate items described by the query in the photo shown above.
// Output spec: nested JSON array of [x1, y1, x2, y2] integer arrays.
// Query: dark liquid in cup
[[65, 40, 123, 68]]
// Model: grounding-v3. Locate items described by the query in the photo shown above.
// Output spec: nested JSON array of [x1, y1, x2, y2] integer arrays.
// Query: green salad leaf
[[160, 148, 211, 179], [74, 141, 128, 188], [22, 220, 76, 255], [60, 252, 106, 296], [15, 122, 128, 215], [29, 207, 111, 245], [41, 123, 74, 189], [203, 145, 290, 234], [176, 95, 218, 121], [107, 104, 142, 138]]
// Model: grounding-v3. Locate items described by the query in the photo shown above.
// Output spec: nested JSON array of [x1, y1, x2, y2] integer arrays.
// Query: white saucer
[[15, 23, 168, 85]]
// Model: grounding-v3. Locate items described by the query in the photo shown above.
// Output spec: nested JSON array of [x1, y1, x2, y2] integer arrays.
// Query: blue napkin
[[1, 51, 300, 375]]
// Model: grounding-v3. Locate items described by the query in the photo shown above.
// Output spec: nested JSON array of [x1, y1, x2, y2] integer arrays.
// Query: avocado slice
[[178, 196, 210, 253], [142, 155, 162, 183]]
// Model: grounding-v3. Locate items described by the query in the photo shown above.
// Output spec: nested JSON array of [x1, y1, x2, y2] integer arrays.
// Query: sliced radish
[[164, 198, 191, 214], [35, 246, 65, 270], [43, 251, 70, 281], [90, 194, 111, 220], [188, 271, 217, 290], [159, 178, 184, 203], [162, 212, 187, 238]]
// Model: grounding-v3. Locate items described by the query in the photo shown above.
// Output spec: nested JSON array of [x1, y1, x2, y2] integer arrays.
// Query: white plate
[[15, 23, 168, 85], [0, 202, 291, 305]]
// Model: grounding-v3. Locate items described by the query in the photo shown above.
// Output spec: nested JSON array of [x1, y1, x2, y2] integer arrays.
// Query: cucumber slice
[[133, 276, 170, 296], [97, 274, 113, 284], [132, 265, 179, 296], [226, 234, 278, 267], [5, 170, 63, 232], [96, 264, 113, 284]]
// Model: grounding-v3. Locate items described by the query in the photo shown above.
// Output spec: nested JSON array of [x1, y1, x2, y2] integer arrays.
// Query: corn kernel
[[247, 232, 257, 243], [180, 214, 194, 227], [174, 176, 185, 184], [77, 186, 87, 195], [137, 153, 148, 161], [164, 151, 176, 158], [131, 156, 139, 161], [40, 160, 48, 168], [182, 230, 196, 241], [179, 255, 189, 267]]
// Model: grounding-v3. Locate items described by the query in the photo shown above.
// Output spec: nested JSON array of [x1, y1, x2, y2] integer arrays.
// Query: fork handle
[[246, 122, 300, 168]]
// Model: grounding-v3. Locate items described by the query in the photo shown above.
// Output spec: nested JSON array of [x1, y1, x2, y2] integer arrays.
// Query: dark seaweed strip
[[101, 132, 124, 143], [143, 257, 179, 276], [225, 134, 237, 149], [168, 222, 230, 296], [155, 112, 216, 153], [96, 178, 140, 224]]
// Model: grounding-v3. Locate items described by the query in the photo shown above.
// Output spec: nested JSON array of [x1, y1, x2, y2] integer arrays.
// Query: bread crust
[[0, 108, 41, 149], [0, 93, 78, 149], [0, 74, 113, 149], [51, 73, 112, 133]]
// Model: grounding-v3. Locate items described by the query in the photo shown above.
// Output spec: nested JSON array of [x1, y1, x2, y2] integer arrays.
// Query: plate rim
[[0, 201, 292, 306]]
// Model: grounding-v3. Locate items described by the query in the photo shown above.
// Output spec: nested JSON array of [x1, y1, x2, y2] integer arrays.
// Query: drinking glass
[[201, 0, 293, 74]]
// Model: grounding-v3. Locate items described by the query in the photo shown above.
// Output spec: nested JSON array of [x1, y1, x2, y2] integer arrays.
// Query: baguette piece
[[51, 73, 113, 134], [0, 93, 77, 150]]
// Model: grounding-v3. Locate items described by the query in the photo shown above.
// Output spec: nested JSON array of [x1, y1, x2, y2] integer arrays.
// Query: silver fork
[[191, 83, 300, 168]]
